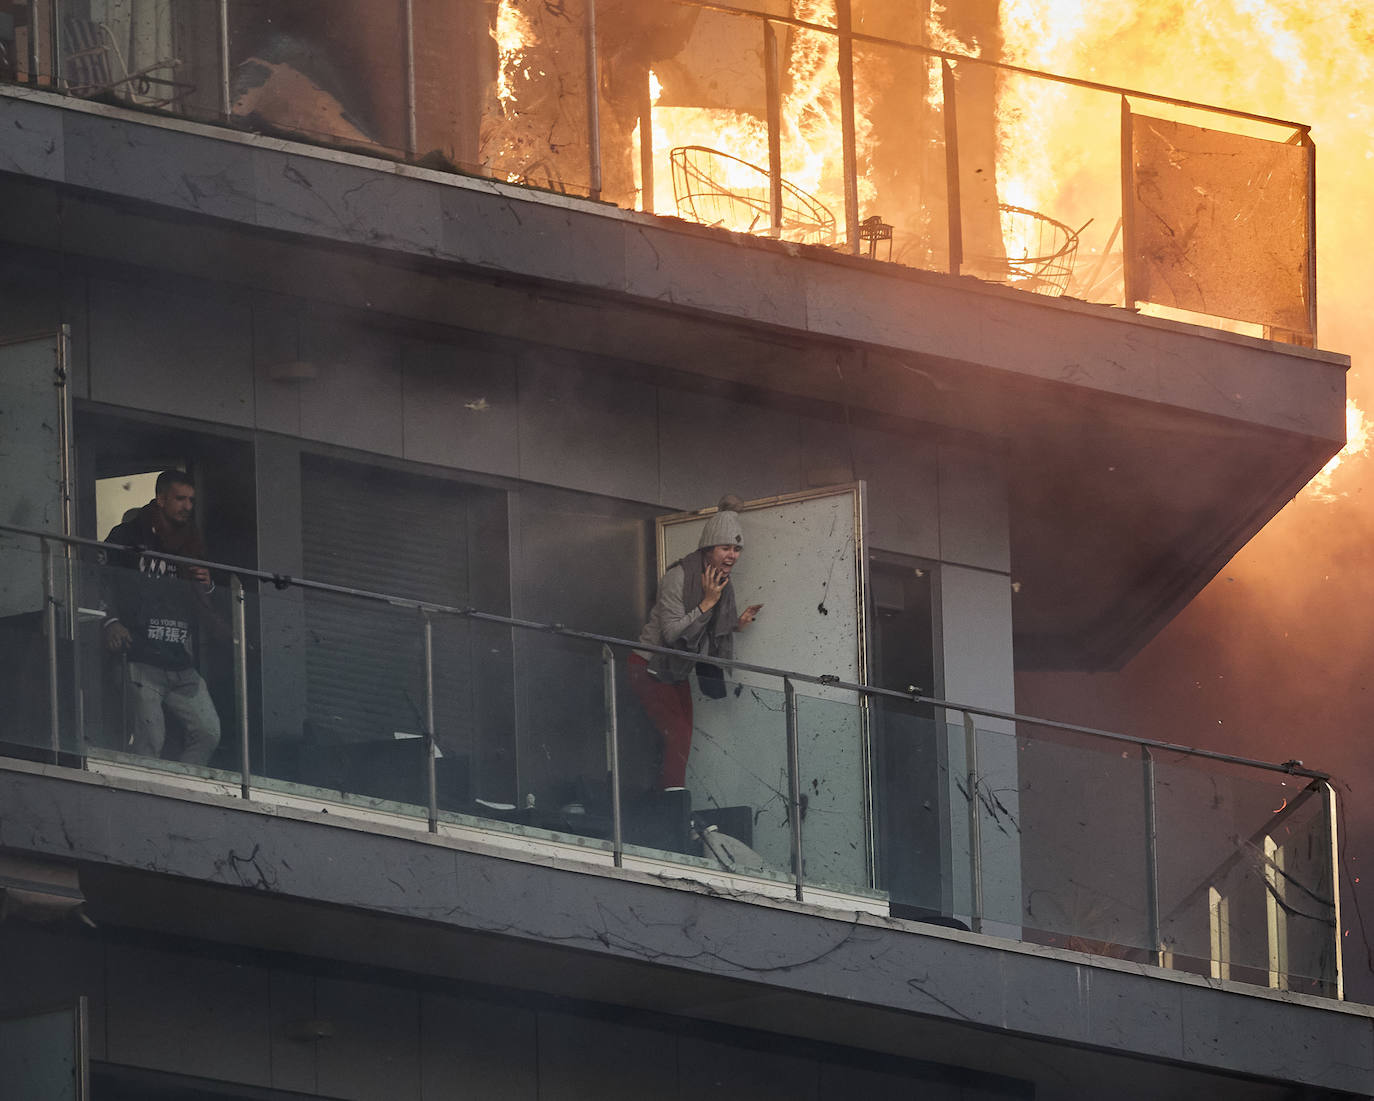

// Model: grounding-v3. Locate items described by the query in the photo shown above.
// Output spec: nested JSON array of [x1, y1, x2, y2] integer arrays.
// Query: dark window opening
[[867, 552, 949, 918]]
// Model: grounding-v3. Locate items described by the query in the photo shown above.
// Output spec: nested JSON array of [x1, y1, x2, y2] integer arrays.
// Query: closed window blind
[[300, 455, 485, 748]]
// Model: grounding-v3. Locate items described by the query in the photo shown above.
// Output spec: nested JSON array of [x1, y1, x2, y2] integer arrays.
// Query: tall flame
[[493, 2, 534, 112]]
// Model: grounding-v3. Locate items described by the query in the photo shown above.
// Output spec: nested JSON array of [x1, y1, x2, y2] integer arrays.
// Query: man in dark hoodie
[[100, 470, 221, 766]]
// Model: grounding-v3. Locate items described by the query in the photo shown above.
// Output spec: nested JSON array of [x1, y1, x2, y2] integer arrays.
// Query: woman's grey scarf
[[648, 549, 737, 684], [678, 547, 738, 655]]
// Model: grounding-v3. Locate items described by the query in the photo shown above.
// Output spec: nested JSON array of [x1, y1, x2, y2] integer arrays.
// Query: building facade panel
[[400, 337, 522, 477], [87, 275, 256, 428], [64, 111, 257, 225]]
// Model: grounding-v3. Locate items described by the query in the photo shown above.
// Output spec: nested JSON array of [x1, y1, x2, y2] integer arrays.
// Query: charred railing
[[0, 521, 1344, 998]]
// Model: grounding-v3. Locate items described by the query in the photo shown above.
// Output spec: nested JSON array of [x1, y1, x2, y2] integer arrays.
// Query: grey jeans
[[127, 661, 222, 766]]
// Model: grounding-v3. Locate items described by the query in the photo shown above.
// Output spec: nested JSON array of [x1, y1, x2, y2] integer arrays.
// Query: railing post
[[1120, 96, 1137, 309], [27, 0, 39, 86], [42, 537, 60, 762], [403, 0, 418, 156], [963, 711, 983, 933], [836, 0, 859, 254], [785, 677, 803, 900], [1141, 745, 1162, 965], [584, 0, 602, 200], [218, 0, 231, 116], [638, 70, 655, 214], [1323, 780, 1344, 999], [49, 0, 62, 90], [422, 610, 438, 833], [231, 575, 250, 800], [764, 20, 783, 235], [602, 644, 623, 867], [1304, 132, 1318, 341], [941, 59, 963, 276], [56, 325, 82, 755]]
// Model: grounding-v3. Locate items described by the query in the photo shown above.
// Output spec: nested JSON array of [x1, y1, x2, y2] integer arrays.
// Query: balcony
[[3, 0, 1316, 341], [0, 522, 1343, 999]]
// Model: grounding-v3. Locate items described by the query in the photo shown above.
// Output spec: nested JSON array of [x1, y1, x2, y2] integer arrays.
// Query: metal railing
[[0, 521, 1343, 997], [7, 0, 1316, 339]]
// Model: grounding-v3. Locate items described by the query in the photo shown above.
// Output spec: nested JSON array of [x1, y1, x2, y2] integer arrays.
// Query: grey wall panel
[[313, 977, 421, 1101], [254, 436, 308, 748], [440, 188, 628, 292], [420, 992, 538, 1101], [818, 1062, 962, 1099], [297, 318, 404, 457], [517, 354, 659, 503], [852, 425, 941, 560], [267, 968, 319, 1095], [253, 435, 306, 575], [657, 389, 803, 508], [251, 302, 304, 437], [0, 254, 61, 341], [937, 446, 1010, 573], [508, 484, 660, 801], [104, 942, 272, 1086], [1083, 963, 1185, 1062], [403, 339, 520, 477], [62, 273, 91, 401], [1175, 979, 1343, 1088], [625, 225, 809, 330], [790, 411, 856, 487], [0, 96, 64, 181], [0, 923, 107, 1062], [64, 113, 256, 224], [937, 563, 1015, 709], [87, 277, 254, 427], [252, 151, 443, 255], [677, 1035, 819, 1100], [536, 1011, 677, 1101]]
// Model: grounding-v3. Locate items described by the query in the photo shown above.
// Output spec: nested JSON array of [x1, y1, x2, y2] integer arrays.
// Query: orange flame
[[1308, 400, 1370, 502], [492, 2, 533, 112], [634, 0, 883, 243]]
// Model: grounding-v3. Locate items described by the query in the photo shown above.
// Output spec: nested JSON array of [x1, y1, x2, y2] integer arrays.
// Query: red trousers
[[628, 653, 693, 789]]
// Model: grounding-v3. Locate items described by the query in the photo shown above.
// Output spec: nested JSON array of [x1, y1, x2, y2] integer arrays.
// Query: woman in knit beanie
[[629, 496, 762, 790]]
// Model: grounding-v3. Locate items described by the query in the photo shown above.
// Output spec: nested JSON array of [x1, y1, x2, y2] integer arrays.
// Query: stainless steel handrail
[[0, 521, 1330, 782]]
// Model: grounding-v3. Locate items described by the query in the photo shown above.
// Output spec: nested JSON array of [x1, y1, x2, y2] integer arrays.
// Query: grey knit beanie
[[698, 495, 744, 549]]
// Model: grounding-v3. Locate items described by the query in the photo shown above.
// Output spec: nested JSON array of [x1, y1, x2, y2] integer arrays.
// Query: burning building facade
[[1, 2, 1370, 1099]]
